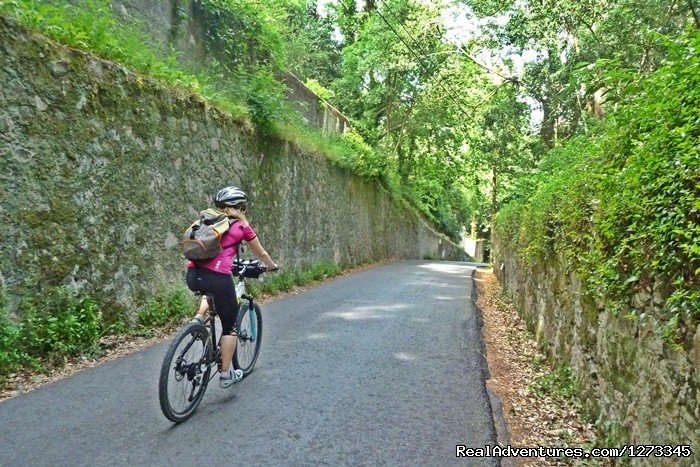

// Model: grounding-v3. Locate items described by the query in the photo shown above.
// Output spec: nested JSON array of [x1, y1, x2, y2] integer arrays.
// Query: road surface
[[0, 261, 500, 466]]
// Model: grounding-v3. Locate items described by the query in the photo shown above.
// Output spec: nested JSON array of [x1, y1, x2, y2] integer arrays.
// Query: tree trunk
[[491, 165, 498, 217], [593, 87, 605, 119], [540, 98, 554, 149], [689, 0, 700, 28]]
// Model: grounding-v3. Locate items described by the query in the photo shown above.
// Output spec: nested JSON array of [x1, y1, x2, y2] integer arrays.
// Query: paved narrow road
[[0, 261, 498, 466]]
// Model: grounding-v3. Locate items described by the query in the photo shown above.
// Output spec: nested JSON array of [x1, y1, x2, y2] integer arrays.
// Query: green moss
[[18, 210, 48, 228]]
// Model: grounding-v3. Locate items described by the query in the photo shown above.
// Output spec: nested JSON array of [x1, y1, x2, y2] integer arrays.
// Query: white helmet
[[213, 186, 248, 208]]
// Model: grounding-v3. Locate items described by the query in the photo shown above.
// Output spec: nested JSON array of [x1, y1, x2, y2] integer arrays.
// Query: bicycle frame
[[199, 272, 256, 379]]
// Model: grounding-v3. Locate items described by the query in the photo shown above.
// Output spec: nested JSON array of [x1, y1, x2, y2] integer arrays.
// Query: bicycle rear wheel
[[233, 303, 262, 375], [159, 322, 212, 423]]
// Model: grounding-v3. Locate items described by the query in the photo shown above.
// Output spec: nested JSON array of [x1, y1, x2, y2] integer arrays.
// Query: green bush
[[293, 269, 314, 286], [243, 261, 346, 298], [0, 303, 27, 377], [246, 67, 294, 135], [309, 263, 327, 281], [138, 286, 194, 328], [20, 286, 102, 360], [261, 272, 294, 294], [323, 262, 341, 276], [494, 32, 700, 345]]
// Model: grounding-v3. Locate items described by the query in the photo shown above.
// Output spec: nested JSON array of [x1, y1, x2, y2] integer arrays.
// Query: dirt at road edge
[[474, 268, 596, 467]]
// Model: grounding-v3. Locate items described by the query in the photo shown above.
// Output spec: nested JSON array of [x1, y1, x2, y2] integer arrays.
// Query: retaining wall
[[0, 17, 468, 319]]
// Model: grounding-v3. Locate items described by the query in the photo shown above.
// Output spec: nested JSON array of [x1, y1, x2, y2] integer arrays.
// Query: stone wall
[[0, 17, 467, 319], [492, 236, 699, 455], [279, 72, 351, 135]]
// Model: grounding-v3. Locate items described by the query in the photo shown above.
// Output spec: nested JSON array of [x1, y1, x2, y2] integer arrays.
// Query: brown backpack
[[181, 208, 234, 261]]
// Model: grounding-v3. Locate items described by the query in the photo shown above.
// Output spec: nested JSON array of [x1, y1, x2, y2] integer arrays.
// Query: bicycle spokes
[[234, 305, 262, 375], [159, 324, 212, 422]]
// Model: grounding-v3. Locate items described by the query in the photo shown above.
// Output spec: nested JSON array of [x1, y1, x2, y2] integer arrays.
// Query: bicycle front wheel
[[234, 303, 262, 375], [159, 322, 212, 423]]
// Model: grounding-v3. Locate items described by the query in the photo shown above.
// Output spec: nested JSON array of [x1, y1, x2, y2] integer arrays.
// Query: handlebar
[[233, 259, 278, 278]]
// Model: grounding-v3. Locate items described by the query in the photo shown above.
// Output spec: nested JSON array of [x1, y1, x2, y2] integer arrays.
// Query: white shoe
[[219, 368, 243, 388]]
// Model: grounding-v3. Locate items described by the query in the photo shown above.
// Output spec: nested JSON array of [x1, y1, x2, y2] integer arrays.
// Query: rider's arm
[[247, 237, 278, 271]]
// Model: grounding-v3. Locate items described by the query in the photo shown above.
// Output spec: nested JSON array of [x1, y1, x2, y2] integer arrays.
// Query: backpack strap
[[221, 218, 245, 250]]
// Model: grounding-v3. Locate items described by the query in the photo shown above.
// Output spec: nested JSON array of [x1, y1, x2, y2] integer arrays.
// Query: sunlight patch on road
[[435, 295, 455, 301], [325, 304, 409, 321], [418, 263, 472, 275], [306, 333, 328, 340], [394, 352, 416, 361]]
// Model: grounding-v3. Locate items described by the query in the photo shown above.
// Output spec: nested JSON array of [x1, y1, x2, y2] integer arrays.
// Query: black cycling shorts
[[186, 267, 238, 335]]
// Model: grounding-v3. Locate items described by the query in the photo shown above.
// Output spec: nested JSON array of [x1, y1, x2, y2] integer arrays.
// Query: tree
[[284, 0, 342, 86]]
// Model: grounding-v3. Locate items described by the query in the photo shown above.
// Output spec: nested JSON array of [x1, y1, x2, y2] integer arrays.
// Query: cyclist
[[186, 186, 278, 387]]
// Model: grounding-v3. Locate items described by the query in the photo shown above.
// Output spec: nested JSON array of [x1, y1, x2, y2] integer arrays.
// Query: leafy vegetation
[[0, 1, 191, 85], [138, 286, 195, 328], [326, 0, 506, 238], [0, 286, 102, 380], [19, 287, 102, 361], [0, 297, 25, 376], [246, 261, 342, 298], [530, 361, 579, 399], [495, 32, 700, 345]]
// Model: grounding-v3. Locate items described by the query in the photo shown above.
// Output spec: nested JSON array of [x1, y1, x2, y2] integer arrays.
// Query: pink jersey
[[187, 220, 257, 274]]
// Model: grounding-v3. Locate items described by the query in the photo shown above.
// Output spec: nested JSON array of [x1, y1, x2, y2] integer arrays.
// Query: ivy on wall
[[495, 32, 700, 348]]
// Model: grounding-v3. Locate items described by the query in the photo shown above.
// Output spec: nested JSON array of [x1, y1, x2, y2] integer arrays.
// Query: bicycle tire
[[233, 303, 262, 375], [159, 322, 212, 423]]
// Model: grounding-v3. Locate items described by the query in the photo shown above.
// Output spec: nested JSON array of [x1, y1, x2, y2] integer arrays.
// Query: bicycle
[[158, 259, 268, 423]]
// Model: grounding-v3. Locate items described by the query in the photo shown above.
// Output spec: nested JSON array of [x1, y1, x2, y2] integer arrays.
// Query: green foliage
[[241, 261, 345, 298], [0, 0, 199, 88], [246, 68, 294, 135], [19, 286, 102, 361], [328, 0, 516, 239], [495, 32, 700, 345], [258, 261, 342, 295], [196, 0, 286, 70], [0, 293, 27, 377], [529, 362, 579, 399], [463, 0, 694, 148], [286, 4, 341, 85], [195, 0, 298, 132], [261, 272, 293, 295], [305, 78, 335, 101], [292, 268, 314, 286], [280, 125, 388, 180], [312, 262, 342, 279], [138, 286, 194, 328], [0, 284, 196, 379]]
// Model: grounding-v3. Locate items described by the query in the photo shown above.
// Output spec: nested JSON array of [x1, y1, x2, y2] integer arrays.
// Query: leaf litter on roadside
[[475, 268, 597, 466]]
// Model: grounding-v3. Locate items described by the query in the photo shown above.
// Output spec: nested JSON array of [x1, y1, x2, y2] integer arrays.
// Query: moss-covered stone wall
[[492, 235, 699, 456], [0, 17, 467, 319]]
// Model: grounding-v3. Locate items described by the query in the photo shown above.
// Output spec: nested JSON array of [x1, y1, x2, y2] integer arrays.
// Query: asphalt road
[[0, 261, 499, 466]]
